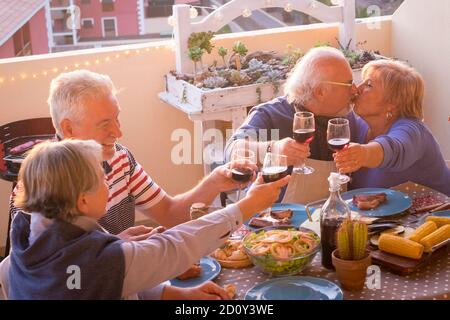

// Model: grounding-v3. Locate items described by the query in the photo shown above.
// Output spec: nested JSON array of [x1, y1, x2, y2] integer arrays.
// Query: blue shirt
[[350, 117, 450, 196], [225, 96, 359, 200]]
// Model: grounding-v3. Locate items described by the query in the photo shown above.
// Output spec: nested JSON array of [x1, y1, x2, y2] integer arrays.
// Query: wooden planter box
[[160, 73, 285, 114]]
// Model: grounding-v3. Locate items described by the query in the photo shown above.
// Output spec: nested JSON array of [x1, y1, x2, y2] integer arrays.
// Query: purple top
[[350, 117, 450, 196]]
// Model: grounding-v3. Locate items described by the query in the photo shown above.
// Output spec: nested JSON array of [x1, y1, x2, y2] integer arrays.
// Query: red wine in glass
[[327, 138, 350, 152], [293, 129, 315, 144], [231, 168, 253, 183], [262, 166, 288, 183]]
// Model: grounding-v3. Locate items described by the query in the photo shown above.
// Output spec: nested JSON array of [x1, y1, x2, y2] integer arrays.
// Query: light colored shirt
[[26, 204, 242, 299]]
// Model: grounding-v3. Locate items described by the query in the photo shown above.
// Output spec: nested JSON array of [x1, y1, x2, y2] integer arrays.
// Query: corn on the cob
[[420, 224, 450, 252], [378, 234, 424, 259], [425, 216, 450, 228], [408, 221, 437, 242]]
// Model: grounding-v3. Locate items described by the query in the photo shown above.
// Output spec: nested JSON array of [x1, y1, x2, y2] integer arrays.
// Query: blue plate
[[420, 210, 450, 224], [169, 256, 221, 288], [245, 276, 343, 300], [245, 203, 308, 229], [341, 188, 412, 217]]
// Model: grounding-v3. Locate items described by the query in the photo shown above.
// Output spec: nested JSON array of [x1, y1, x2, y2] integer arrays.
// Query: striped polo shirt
[[9, 143, 166, 235]]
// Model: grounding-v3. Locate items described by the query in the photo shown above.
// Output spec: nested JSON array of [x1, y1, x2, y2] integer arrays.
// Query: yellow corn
[[408, 221, 437, 242], [378, 234, 424, 260], [420, 224, 450, 252], [425, 216, 450, 228]]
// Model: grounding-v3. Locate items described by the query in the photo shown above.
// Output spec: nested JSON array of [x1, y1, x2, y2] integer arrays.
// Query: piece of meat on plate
[[270, 209, 293, 219], [176, 263, 202, 280], [353, 193, 387, 210], [249, 215, 291, 228]]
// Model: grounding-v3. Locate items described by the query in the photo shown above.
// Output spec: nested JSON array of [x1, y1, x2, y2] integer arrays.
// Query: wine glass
[[231, 148, 256, 201], [292, 111, 315, 174], [327, 118, 351, 184], [262, 152, 288, 183]]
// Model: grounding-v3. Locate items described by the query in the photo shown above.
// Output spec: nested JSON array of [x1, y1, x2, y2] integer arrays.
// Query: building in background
[[0, 0, 52, 59]]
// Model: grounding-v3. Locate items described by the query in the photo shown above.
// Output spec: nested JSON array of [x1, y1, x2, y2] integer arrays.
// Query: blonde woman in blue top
[[335, 60, 450, 195]]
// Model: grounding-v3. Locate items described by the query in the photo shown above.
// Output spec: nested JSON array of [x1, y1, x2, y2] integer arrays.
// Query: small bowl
[[242, 225, 320, 276]]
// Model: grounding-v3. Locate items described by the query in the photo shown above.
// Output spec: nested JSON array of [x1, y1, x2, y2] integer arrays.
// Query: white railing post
[[340, 0, 356, 50], [173, 5, 191, 74]]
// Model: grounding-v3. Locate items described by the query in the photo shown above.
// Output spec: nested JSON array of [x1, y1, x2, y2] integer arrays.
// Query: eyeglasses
[[323, 80, 355, 87]]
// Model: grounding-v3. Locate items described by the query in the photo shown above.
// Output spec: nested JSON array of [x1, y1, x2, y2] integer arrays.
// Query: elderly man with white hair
[[225, 46, 359, 203]]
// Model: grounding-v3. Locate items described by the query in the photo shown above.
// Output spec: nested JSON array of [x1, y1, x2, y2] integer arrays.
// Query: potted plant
[[332, 218, 371, 291]]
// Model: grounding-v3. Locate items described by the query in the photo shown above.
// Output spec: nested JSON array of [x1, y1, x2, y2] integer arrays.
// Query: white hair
[[284, 46, 347, 106], [47, 69, 117, 137]]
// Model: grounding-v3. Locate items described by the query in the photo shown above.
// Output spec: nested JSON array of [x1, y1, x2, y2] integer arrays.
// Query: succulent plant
[[232, 41, 248, 71], [228, 70, 251, 86], [188, 46, 204, 82], [336, 219, 368, 261], [203, 76, 228, 89], [188, 31, 215, 54], [218, 46, 228, 67]]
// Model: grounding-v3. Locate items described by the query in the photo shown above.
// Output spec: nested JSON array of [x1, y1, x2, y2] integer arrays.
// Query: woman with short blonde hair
[[335, 59, 450, 195], [361, 59, 424, 119], [15, 139, 103, 222]]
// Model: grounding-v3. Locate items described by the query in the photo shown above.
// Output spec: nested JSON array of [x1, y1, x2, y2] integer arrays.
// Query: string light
[[0, 48, 156, 85], [242, 9, 252, 17], [330, 0, 343, 5], [167, 15, 175, 27], [284, 3, 293, 12], [214, 11, 223, 22], [189, 6, 198, 19]]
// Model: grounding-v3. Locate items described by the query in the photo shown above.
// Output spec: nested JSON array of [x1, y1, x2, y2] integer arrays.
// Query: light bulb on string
[[330, 0, 342, 5], [167, 15, 176, 27], [190, 6, 198, 19], [284, 3, 293, 12], [242, 9, 252, 18], [214, 11, 223, 22]]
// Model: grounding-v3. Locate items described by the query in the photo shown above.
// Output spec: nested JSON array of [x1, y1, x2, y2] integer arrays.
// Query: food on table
[[378, 233, 424, 259], [425, 216, 450, 228], [408, 221, 437, 242], [212, 239, 252, 268], [419, 224, 450, 253], [176, 263, 202, 280], [352, 192, 387, 210], [370, 226, 414, 247], [248, 209, 293, 228], [223, 284, 236, 299], [243, 228, 320, 275]]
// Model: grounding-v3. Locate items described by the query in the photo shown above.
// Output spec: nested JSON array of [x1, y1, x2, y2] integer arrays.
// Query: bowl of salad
[[242, 226, 320, 276]]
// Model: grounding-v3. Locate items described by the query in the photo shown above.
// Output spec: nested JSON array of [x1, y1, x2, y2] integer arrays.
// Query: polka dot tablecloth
[[214, 182, 450, 300]]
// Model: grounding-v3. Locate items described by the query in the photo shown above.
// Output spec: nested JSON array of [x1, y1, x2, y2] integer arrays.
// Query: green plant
[[188, 31, 215, 70], [188, 46, 204, 81], [232, 41, 248, 71], [218, 46, 228, 67], [336, 219, 368, 261]]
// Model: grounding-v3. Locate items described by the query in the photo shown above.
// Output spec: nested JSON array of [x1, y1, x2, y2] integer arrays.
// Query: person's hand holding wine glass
[[327, 118, 351, 184], [292, 111, 315, 174], [230, 148, 257, 200]]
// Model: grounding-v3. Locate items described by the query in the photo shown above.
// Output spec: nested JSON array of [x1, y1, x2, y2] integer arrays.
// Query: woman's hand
[[334, 143, 368, 173], [162, 282, 230, 300], [237, 174, 291, 220]]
